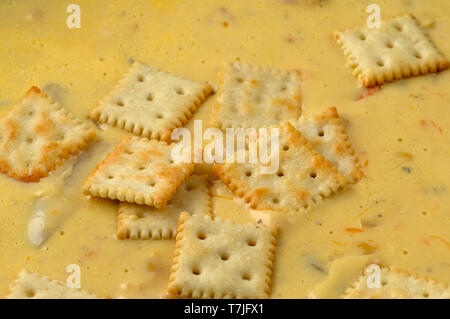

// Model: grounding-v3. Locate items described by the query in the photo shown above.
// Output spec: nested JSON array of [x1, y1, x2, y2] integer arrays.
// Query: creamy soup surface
[[0, 0, 449, 298]]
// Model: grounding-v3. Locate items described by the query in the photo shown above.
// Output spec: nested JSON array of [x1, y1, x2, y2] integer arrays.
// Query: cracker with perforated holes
[[334, 14, 449, 87], [0, 86, 96, 182], [211, 62, 302, 129], [293, 107, 363, 183], [83, 135, 194, 209], [90, 62, 213, 142], [343, 265, 450, 299], [117, 174, 212, 239], [7, 270, 97, 299], [166, 212, 277, 299], [213, 122, 347, 213]]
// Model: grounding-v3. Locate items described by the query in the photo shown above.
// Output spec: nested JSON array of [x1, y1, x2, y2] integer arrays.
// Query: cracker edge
[[90, 62, 213, 142], [333, 14, 450, 87], [0, 86, 97, 183], [116, 175, 214, 239], [343, 265, 450, 299], [164, 212, 278, 299], [82, 135, 195, 209], [212, 122, 347, 213], [6, 269, 97, 299]]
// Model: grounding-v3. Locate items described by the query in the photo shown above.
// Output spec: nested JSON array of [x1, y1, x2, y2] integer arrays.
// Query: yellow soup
[[0, 0, 449, 298]]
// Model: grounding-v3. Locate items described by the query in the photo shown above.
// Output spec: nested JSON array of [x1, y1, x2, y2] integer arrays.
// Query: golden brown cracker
[[294, 107, 363, 183], [0, 87, 96, 182], [83, 135, 194, 209], [213, 122, 347, 213]]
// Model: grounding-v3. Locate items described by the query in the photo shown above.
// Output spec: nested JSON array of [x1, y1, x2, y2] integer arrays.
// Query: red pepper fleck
[[355, 85, 381, 101]]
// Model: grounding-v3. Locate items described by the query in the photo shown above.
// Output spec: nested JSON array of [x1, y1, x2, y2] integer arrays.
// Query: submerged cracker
[[334, 14, 449, 87], [344, 265, 450, 299], [90, 62, 212, 142], [7, 270, 97, 299], [83, 135, 194, 209], [0, 87, 96, 182], [166, 212, 277, 299], [294, 107, 363, 183], [117, 174, 212, 239], [211, 179, 279, 226], [213, 122, 347, 213], [211, 61, 302, 129]]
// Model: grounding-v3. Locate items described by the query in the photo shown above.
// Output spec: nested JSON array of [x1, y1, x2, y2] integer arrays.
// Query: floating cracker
[[293, 107, 363, 183], [211, 62, 302, 129], [83, 135, 194, 209], [90, 62, 213, 142], [334, 14, 449, 87], [0, 86, 96, 182], [213, 122, 347, 213], [166, 212, 277, 299], [343, 265, 450, 299], [117, 174, 212, 239], [7, 270, 97, 299]]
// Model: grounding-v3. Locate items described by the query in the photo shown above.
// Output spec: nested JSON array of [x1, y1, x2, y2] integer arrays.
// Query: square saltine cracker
[[166, 212, 277, 298], [83, 135, 194, 209], [213, 122, 347, 213], [90, 62, 213, 142], [211, 62, 302, 129], [335, 14, 449, 87], [0, 86, 96, 182]]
